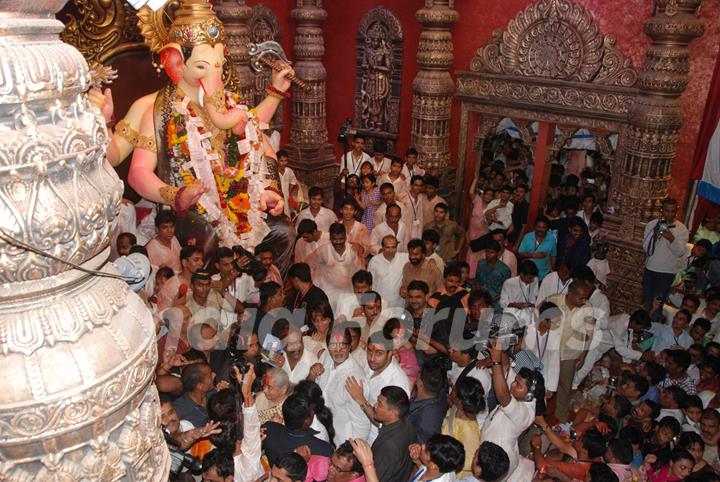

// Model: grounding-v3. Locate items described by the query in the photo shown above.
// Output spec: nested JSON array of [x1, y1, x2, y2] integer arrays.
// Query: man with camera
[[642, 197, 689, 312]]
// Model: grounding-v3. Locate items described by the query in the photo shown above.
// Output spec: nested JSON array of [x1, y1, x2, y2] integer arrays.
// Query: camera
[[231, 245, 268, 283], [591, 240, 609, 260], [607, 376, 618, 392], [657, 221, 671, 236], [336, 118, 356, 145], [163, 427, 202, 478], [477, 320, 526, 352]]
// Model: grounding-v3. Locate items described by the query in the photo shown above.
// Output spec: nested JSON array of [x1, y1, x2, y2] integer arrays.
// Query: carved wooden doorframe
[[454, 72, 638, 220]]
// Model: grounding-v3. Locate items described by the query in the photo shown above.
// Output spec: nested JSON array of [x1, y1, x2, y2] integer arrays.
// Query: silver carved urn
[[0, 1, 169, 480]]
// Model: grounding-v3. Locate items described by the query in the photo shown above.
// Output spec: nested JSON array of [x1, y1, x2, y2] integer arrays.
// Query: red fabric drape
[[690, 50, 720, 235]]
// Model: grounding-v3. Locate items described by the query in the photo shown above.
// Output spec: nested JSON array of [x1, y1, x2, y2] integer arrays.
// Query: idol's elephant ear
[[160, 43, 184, 85]]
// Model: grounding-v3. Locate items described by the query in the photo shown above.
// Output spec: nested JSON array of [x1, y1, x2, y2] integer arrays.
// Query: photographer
[[161, 394, 221, 481], [480, 337, 545, 481], [642, 198, 689, 312]]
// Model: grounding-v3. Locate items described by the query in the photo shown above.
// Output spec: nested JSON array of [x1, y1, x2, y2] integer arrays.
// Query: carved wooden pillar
[[216, 0, 255, 102], [285, 0, 336, 193], [606, 0, 704, 312], [411, 0, 458, 174]]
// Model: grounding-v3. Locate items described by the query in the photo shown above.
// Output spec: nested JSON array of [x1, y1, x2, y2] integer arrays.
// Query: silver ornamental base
[[0, 1, 169, 480]]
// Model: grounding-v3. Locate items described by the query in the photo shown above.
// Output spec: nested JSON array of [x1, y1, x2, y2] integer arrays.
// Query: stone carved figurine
[[89, 0, 295, 269], [360, 22, 392, 131]]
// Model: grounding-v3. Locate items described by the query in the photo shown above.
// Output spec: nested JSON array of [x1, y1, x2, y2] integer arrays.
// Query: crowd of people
[[113, 133, 720, 482]]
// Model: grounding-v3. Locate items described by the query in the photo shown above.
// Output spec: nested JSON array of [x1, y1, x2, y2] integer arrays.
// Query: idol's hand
[[88, 87, 114, 124], [260, 189, 284, 216], [176, 182, 209, 210], [271, 60, 294, 93]]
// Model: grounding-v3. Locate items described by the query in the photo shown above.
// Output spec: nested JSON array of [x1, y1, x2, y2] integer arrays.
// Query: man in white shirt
[[307, 223, 365, 315], [500, 259, 539, 327], [484, 185, 514, 231], [277, 150, 300, 218], [448, 340, 491, 394], [536, 260, 573, 305], [548, 280, 595, 422], [374, 182, 409, 228], [311, 327, 371, 445], [370, 140, 391, 176], [345, 336, 411, 443], [336, 269, 374, 322], [339, 198, 372, 259], [368, 235, 409, 309], [642, 197, 689, 310], [575, 309, 652, 388], [570, 267, 611, 388], [295, 219, 329, 264], [370, 204, 408, 255], [296, 186, 337, 233], [401, 147, 425, 180], [281, 325, 318, 385], [523, 301, 562, 397], [404, 175, 427, 240], [378, 158, 409, 202], [145, 209, 182, 274], [339, 134, 371, 180]]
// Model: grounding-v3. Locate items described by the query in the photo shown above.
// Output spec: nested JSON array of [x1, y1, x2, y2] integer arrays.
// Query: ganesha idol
[[91, 0, 295, 270]]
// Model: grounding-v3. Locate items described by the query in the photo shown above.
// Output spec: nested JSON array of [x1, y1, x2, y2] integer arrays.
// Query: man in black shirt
[[262, 393, 332, 465], [285, 263, 329, 327], [407, 356, 448, 443], [371, 386, 417, 482], [508, 183, 529, 248]]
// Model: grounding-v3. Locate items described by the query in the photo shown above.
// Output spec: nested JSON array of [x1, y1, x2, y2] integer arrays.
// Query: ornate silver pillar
[[0, 1, 168, 479], [285, 0, 337, 194]]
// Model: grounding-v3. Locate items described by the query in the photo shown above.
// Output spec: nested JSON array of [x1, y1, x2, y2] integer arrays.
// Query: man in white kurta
[[353, 339, 411, 444], [295, 220, 329, 264], [313, 330, 371, 445], [374, 183, 409, 228], [573, 285, 625, 388], [278, 152, 300, 218], [368, 235, 409, 309], [370, 204, 408, 255], [339, 198, 371, 259], [281, 327, 319, 385], [307, 223, 365, 315]]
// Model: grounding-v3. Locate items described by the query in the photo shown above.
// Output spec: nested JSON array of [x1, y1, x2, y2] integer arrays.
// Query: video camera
[[163, 427, 202, 479], [477, 312, 526, 352], [231, 245, 268, 283]]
